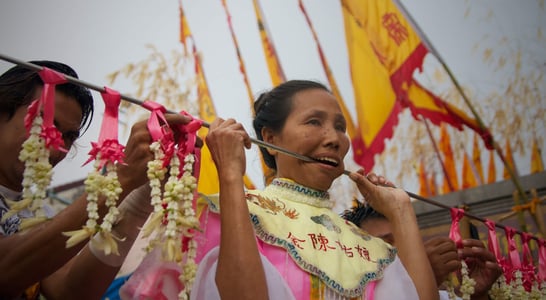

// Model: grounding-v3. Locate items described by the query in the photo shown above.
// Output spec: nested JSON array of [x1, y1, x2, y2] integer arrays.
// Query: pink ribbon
[[24, 99, 40, 133], [39, 68, 68, 152], [520, 232, 535, 292], [505, 227, 521, 269], [538, 239, 546, 284], [175, 111, 202, 176], [448, 208, 465, 249], [83, 87, 125, 168], [484, 219, 502, 263], [142, 101, 175, 168], [23, 68, 68, 152], [502, 227, 521, 283]]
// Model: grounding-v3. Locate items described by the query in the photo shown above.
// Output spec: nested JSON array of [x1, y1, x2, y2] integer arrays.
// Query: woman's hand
[[348, 169, 411, 221], [117, 113, 196, 195], [205, 118, 251, 178]]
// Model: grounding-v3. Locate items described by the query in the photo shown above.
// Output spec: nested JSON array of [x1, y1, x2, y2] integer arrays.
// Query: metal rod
[[1, 53, 540, 241]]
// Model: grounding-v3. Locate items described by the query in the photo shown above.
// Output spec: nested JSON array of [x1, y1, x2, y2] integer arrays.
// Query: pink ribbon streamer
[[39, 68, 68, 152], [520, 232, 535, 291], [503, 227, 521, 283], [24, 68, 68, 152], [538, 239, 546, 284], [175, 111, 202, 177], [484, 219, 502, 262], [142, 101, 175, 168], [448, 208, 465, 249], [83, 87, 125, 168]]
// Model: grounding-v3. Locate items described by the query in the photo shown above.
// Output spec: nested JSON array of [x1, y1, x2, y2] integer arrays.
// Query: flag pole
[[393, 0, 541, 234]]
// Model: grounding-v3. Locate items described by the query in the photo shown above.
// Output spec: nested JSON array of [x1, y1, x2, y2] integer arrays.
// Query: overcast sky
[[0, 0, 544, 198]]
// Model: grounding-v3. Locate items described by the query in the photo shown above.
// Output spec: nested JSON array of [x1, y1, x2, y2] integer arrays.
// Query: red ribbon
[[538, 239, 546, 284], [448, 207, 465, 249], [83, 87, 125, 168], [39, 68, 68, 152]]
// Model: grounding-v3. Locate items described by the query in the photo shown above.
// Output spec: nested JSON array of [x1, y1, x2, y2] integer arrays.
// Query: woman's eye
[[307, 119, 321, 126], [336, 124, 347, 132]]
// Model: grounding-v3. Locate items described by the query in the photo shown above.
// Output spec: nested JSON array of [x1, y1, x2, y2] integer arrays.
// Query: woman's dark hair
[[341, 201, 386, 228], [0, 60, 94, 135], [252, 80, 330, 170]]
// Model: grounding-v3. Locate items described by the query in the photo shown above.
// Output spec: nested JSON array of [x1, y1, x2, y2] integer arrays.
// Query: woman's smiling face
[[264, 88, 350, 191]]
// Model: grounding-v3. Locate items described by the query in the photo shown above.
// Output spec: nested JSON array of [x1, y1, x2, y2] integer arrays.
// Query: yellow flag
[[418, 160, 429, 197], [428, 172, 437, 196], [439, 124, 458, 193], [194, 50, 220, 195], [461, 151, 478, 189], [342, 2, 402, 170], [503, 139, 515, 180], [252, 0, 285, 86], [472, 134, 484, 183], [531, 138, 544, 173], [179, 0, 192, 54], [487, 149, 496, 184], [341, 0, 493, 170], [220, 0, 271, 184]]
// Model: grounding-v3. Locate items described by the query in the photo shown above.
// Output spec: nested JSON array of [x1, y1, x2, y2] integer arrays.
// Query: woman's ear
[[261, 127, 277, 156]]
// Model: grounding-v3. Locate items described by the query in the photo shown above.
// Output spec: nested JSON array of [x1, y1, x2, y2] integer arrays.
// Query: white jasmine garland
[[91, 162, 123, 255], [64, 155, 123, 252], [443, 274, 457, 300], [163, 154, 184, 262], [2, 115, 51, 229], [178, 154, 199, 300], [141, 141, 200, 299], [511, 270, 525, 298], [460, 260, 476, 300], [141, 141, 167, 245], [530, 281, 541, 300], [489, 274, 511, 300]]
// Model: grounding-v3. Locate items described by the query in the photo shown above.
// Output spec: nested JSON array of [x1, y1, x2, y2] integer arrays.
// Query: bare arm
[[349, 170, 439, 300], [41, 186, 151, 299], [207, 118, 268, 300], [0, 113, 192, 298]]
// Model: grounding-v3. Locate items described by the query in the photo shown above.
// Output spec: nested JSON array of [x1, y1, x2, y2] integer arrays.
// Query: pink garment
[[190, 206, 418, 300], [121, 205, 419, 300]]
